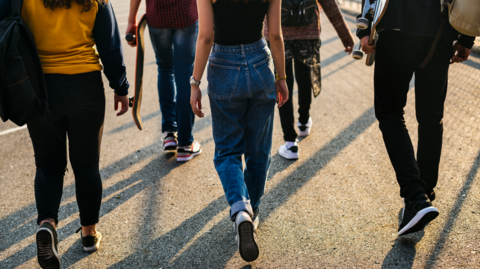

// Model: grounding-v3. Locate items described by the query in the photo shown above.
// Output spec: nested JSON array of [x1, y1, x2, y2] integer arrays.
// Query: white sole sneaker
[[298, 117, 312, 137], [177, 148, 202, 162], [398, 207, 439, 236], [279, 144, 299, 160], [83, 232, 102, 252], [235, 212, 259, 262], [36, 227, 60, 269]]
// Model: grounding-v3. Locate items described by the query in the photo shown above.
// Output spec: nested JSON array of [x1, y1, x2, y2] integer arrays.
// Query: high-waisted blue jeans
[[207, 39, 276, 220], [149, 22, 198, 146]]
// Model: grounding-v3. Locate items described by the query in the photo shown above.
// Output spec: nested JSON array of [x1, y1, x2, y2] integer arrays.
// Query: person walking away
[[127, 0, 201, 162], [265, 0, 354, 159], [190, 0, 288, 261], [358, 0, 475, 236], [0, 0, 129, 268]]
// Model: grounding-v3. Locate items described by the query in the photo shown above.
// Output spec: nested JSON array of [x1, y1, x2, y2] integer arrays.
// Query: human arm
[[267, 0, 288, 107], [0, 0, 10, 21], [190, 0, 214, 118], [93, 2, 129, 115], [450, 36, 474, 64], [126, 0, 142, 47], [318, 0, 354, 53]]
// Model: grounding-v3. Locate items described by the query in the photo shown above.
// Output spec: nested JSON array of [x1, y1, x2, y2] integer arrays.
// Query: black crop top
[[213, 0, 269, 45]]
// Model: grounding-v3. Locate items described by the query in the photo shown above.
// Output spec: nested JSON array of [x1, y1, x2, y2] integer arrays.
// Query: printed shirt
[[146, 0, 198, 29]]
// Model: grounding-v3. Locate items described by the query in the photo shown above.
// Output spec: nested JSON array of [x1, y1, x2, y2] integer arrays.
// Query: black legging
[[27, 71, 105, 226], [278, 57, 313, 142]]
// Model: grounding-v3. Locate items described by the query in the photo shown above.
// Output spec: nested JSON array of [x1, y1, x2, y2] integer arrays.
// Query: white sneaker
[[162, 131, 177, 151], [234, 211, 259, 262], [278, 142, 299, 160], [177, 141, 202, 162], [298, 117, 312, 137]]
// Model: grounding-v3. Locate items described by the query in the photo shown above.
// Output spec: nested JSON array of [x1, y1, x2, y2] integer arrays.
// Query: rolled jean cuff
[[230, 200, 253, 221]]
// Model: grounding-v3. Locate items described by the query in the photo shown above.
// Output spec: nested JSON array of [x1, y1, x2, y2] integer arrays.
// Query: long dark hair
[[42, 0, 108, 12]]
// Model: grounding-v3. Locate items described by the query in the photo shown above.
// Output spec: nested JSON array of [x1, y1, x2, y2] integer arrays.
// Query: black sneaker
[[398, 194, 439, 236], [426, 189, 436, 202], [76, 228, 103, 252], [234, 211, 259, 262], [36, 222, 60, 269]]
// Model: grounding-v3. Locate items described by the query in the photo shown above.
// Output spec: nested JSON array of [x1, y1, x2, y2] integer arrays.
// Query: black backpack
[[0, 0, 49, 126], [281, 0, 318, 27]]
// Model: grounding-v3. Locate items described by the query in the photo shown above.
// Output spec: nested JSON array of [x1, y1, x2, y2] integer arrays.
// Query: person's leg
[[294, 57, 313, 125], [374, 31, 426, 201], [172, 22, 198, 146], [414, 36, 452, 198], [278, 58, 297, 142], [28, 74, 66, 268], [63, 72, 105, 237], [148, 26, 177, 133], [244, 67, 276, 214], [27, 75, 68, 227], [207, 48, 252, 220]]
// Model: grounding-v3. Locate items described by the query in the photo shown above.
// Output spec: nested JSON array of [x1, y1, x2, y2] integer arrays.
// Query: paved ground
[[1, 1, 480, 268]]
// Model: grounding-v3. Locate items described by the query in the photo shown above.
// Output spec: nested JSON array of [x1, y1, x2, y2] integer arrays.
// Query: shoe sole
[[398, 207, 439, 236], [298, 129, 310, 137], [237, 221, 259, 262], [83, 233, 102, 252], [177, 149, 202, 162], [163, 141, 177, 152], [36, 228, 60, 269], [279, 149, 299, 160]]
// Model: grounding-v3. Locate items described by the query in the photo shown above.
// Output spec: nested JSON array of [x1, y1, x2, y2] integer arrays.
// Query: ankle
[[82, 225, 96, 236], [39, 218, 56, 229]]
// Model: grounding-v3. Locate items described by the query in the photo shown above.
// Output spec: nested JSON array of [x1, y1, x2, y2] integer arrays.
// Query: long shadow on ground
[[109, 106, 377, 268]]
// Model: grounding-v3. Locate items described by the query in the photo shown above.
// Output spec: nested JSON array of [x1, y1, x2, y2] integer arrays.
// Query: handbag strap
[[419, 2, 449, 69], [10, 0, 24, 16]]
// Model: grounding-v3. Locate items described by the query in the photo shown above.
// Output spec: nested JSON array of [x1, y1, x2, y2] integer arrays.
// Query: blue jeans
[[149, 22, 198, 146], [207, 39, 276, 221]]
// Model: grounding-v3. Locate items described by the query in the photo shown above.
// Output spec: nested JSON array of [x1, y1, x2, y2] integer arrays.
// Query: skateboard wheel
[[356, 17, 369, 30], [352, 50, 364, 60], [125, 33, 134, 42]]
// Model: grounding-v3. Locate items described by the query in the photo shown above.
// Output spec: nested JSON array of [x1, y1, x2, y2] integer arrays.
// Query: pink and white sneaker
[[177, 141, 202, 162], [163, 132, 177, 151]]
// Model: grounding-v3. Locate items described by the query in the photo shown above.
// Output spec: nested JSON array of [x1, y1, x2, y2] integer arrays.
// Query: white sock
[[285, 141, 297, 149]]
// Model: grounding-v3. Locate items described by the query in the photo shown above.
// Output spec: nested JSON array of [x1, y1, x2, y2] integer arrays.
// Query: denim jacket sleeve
[[93, 2, 129, 96], [0, 0, 11, 21]]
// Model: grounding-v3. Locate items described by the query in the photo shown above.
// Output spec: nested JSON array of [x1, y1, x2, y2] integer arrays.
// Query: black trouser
[[374, 30, 454, 201], [278, 57, 313, 142], [27, 71, 105, 226]]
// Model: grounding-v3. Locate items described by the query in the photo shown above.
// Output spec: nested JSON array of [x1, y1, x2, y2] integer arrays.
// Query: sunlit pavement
[[1, 1, 480, 268]]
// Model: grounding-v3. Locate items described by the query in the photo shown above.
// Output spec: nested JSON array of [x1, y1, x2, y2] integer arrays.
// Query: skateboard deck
[[130, 14, 148, 130], [365, 0, 389, 66]]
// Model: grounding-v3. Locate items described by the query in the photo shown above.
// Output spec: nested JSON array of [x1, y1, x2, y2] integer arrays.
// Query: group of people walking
[[0, 0, 475, 267]]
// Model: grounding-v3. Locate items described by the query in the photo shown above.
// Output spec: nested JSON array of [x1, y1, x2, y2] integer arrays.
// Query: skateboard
[[126, 14, 148, 130], [352, 0, 389, 66]]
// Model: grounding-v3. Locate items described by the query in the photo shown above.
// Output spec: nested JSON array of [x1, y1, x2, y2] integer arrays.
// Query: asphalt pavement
[[1, 1, 480, 268]]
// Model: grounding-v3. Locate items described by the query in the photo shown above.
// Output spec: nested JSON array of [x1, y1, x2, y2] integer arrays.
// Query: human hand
[[450, 42, 471, 64], [190, 86, 204, 118], [360, 36, 375, 54], [345, 45, 353, 55], [275, 79, 288, 108], [126, 22, 137, 47], [114, 94, 129, 116]]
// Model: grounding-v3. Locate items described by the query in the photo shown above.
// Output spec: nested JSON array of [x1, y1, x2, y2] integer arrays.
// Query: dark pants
[[27, 71, 105, 226], [374, 30, 454, 201], [278, 57, 313, 142]]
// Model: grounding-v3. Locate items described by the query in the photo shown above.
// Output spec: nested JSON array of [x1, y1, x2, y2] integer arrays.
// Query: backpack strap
[[10, 0, 24, 16]]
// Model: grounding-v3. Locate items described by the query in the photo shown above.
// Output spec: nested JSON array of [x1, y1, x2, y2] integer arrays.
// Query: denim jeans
[[207, 39, 276, 220], [149, 22, 198, 146]]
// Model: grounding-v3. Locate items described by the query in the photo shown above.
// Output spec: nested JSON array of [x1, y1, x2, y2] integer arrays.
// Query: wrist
[[275, 73, 287, 80]]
